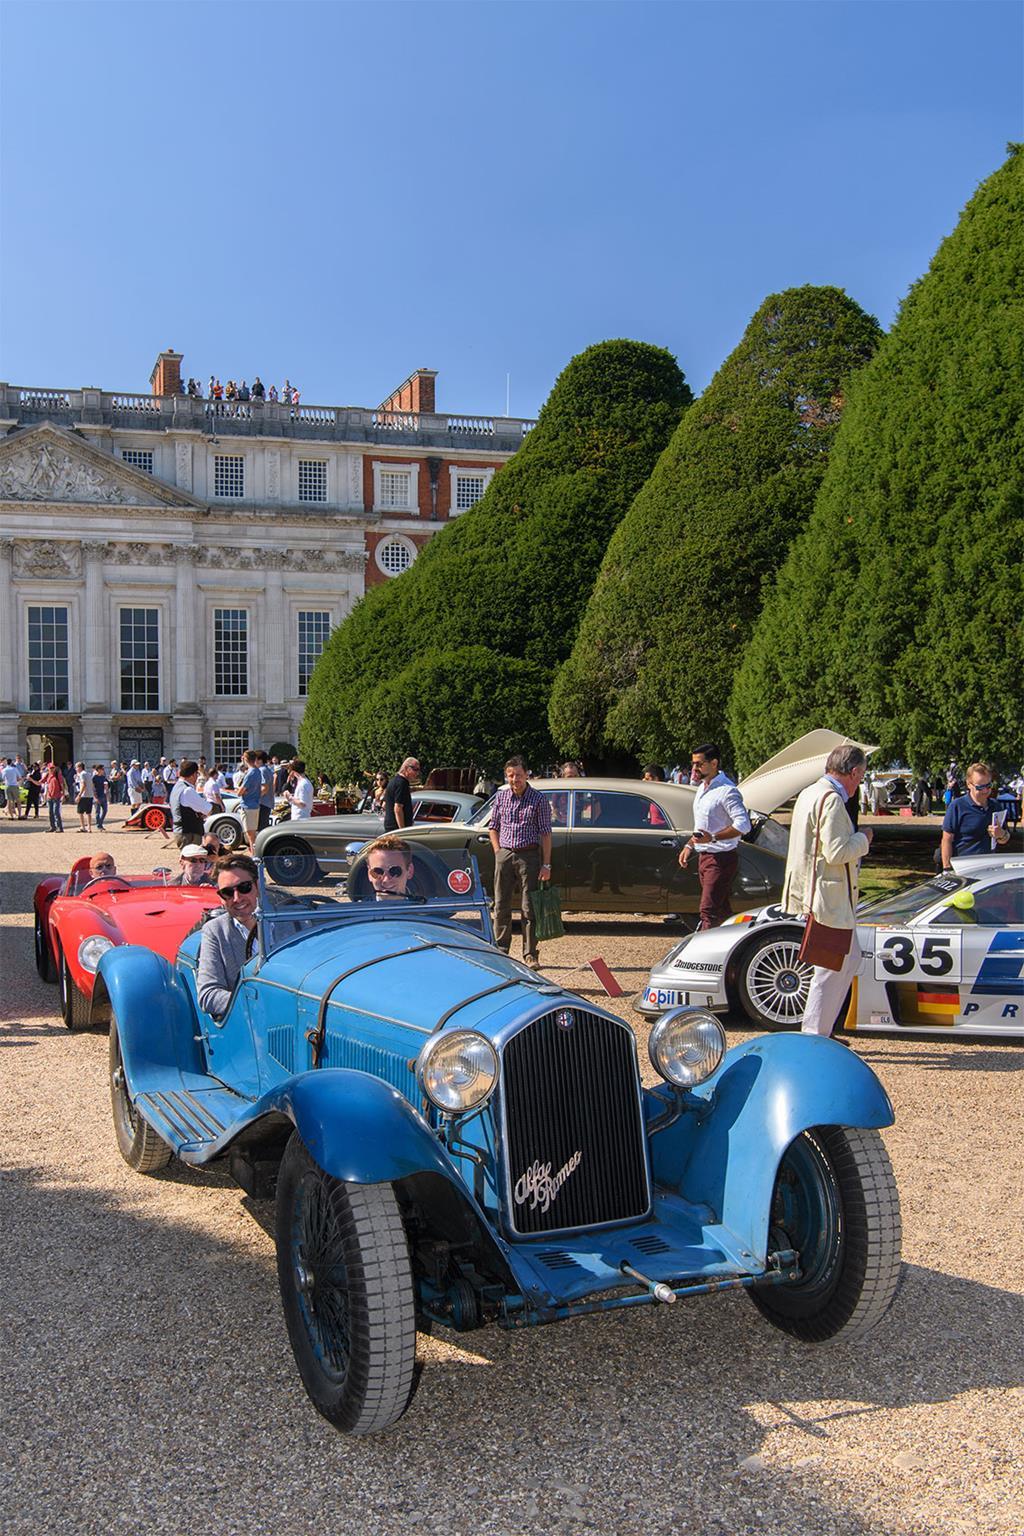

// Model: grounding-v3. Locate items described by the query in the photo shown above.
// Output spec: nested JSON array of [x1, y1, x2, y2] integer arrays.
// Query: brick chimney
[[378, 368, 437, 415], [150, 349, 184, 397]]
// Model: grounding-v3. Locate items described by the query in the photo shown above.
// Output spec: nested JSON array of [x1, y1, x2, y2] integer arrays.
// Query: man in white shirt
[[678, 742, 752, 930], [2, 758, 21, 819], [285, 758, 314, 819], [203, 765, 227, 807]]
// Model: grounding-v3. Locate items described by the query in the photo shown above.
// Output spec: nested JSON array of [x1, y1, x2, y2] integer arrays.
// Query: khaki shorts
[[243, 807, 260, 836]]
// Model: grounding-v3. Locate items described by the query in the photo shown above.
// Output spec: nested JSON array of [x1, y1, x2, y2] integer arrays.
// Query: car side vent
[[268, 1026, 294, 1073], [537, 1251, 582, 1272], [631, 1233, 671, 1255]]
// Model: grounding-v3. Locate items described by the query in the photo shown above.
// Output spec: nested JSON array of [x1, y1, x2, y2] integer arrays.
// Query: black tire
[[736, 929, 812, 1030], [35, 912, 54, 982], [209, 815, 243, 851], [58, 946, 92, 1030], [265, 840, 321, 887], [109, 1025, 173, 1173], [750, 1125, 902, 1342], [276, 1133, 418, 1434]]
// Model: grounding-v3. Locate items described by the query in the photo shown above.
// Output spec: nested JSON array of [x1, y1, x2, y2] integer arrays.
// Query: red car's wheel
[[57, 945, 91, 1030], [143, 806, 168, 831], [34, 912, 55, 982]]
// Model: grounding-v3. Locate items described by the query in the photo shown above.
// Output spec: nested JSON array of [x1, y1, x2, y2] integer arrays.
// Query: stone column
[[260, 550, 292, 748], [0, 538, 18, 756], [172, 545, 204, 760], [80, 540, 114, 761], [0, 539, 15, 711]]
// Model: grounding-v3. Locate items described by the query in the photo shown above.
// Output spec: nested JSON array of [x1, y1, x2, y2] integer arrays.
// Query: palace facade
[[0, 352, 533, 766]]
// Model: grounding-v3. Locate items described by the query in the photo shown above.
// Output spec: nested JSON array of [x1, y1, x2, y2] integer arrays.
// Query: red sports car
[[33, 855, 221, 1029]]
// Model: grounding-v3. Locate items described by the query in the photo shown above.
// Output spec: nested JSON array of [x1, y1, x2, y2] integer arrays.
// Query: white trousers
[[801, 933, 861, 1037]]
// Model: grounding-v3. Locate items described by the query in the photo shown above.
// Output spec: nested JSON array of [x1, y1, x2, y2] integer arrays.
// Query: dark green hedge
[[347, 647, 553, 778], [729, 147, 1024, 771], [548, 287, 882, 764], [301, 340, 691, 778]]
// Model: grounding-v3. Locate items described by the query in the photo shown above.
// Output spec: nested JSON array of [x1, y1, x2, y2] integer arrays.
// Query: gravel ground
[[2, 808, 1022, 1536]]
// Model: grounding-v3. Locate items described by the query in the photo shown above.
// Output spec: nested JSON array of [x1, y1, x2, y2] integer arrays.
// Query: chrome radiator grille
[[502, 1009, 650, 1235]]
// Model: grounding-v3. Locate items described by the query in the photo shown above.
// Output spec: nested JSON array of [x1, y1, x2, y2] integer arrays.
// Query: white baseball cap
[[180, 844, 210, 860]]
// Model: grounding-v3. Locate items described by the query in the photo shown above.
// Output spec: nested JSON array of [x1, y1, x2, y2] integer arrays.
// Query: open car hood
[[738, 729, 876, 815]]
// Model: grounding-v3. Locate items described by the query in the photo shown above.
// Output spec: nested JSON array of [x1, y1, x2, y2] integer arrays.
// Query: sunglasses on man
[[368, 864, 406, 879], [218, 879, 254, 900]]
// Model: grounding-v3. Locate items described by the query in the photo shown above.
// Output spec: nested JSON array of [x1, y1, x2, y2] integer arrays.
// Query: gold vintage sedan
[[362, 732, 867, 919]]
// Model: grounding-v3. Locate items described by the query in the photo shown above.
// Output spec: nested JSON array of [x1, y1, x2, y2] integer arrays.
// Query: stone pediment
[[0, 423, 202, 510]]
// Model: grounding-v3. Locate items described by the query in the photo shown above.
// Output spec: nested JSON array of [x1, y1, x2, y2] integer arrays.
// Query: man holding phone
[[679, 743, 752, 929]]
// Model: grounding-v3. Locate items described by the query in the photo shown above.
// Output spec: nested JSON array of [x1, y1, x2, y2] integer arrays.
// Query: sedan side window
[[575, 791, 657, 830]]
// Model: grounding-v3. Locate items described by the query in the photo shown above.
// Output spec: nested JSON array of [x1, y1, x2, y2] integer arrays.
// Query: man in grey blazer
[[197, 854, 259, 1019], [783, 744, 873, 1038]]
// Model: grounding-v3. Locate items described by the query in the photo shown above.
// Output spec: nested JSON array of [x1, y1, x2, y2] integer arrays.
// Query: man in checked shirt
[[489, 756, 553, 970]]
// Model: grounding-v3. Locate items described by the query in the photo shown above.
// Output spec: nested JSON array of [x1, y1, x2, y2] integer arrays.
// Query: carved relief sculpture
[[0, 444, 149, 505], [12, 541, 83, 578]]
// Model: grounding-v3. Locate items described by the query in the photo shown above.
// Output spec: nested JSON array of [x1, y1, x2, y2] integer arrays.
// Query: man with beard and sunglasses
[[197, 854, 260, 1019]]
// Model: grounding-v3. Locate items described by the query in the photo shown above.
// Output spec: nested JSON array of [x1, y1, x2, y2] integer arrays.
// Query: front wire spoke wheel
[[276, 1133, 418, 1434]]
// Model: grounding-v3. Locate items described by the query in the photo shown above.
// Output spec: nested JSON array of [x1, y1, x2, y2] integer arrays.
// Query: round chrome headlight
[[649, 1008, 726, 1089], [78, 934, 115, 973], [417, 1030, 498, 1114]]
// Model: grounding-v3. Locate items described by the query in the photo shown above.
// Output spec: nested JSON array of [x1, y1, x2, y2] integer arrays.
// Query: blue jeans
[[48, 799, 64, 831], [95, 794, 108, 829]]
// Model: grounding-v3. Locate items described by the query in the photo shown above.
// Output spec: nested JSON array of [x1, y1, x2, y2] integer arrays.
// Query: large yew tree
[[548, 287, 882, 766], [301, 340, 691, 778], [730, 147, 1024, 771]]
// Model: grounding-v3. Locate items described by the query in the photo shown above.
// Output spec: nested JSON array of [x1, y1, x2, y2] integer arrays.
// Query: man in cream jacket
[[783, 744, 873, 1037]]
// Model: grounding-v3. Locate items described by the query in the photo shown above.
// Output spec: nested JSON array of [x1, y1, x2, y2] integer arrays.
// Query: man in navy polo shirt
[[488, 756, 552, 970], [940, 761, 1012, 869]]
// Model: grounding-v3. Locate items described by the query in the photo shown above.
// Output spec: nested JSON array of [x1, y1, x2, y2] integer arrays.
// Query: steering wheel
[[345, 844, 452, 903], [79, 875, 132, 894]]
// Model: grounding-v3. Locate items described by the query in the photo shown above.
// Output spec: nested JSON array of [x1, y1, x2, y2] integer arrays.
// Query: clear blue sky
[[1, 0, 1020, 418]]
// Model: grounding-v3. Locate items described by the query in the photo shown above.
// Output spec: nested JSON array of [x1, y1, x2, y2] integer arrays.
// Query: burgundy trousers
[[697, 849, 738, 929]]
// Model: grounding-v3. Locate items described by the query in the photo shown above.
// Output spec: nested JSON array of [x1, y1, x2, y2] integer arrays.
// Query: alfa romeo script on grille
[[513, 1151, 582, 1214]]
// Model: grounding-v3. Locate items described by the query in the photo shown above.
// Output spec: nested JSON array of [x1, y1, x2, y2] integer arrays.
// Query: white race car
[[638, 854, 1023, 1039]]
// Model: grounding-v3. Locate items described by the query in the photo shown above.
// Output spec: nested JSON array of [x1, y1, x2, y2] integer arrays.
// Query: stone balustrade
[[0, 383, 535, 450]]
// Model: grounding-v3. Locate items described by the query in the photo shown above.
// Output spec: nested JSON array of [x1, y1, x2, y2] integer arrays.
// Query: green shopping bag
[[530, 880, 564, 942]]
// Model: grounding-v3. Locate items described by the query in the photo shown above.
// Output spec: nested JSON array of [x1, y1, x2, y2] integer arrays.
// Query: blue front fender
[[649, 1034, 894, 1268], [271, 1069, 467, 1190], [98, 945, 204, 1090]]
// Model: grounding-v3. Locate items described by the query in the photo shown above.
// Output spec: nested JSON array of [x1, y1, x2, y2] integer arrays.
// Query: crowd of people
[[5, 735, 1018, 1038], [177, 376, 302, 408]]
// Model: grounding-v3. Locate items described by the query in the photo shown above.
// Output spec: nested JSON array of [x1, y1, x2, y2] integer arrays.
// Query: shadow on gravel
[[863, 1046, 1024, 1072], [0, 1016, 68, 1046], [3, 1155, 1022, 1536]]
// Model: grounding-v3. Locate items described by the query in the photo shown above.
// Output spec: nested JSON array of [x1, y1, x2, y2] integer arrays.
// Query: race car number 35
[[873, 928, 963, 983]]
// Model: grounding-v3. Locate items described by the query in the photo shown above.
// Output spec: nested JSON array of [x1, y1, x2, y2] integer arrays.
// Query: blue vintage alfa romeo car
[[98, 849, 901, 1435]]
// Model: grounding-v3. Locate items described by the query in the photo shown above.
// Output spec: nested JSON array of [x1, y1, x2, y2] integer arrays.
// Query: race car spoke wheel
[[738, 931, 812, 1029], [750, 1126, 902, 1343], [34, 913, 54, 983], [58, 946, 92, 1031], [209, 816, 242, 851], [108, 1025, 173, 1173], [143, 806, 168, 831], [276, 1133, 418, 1434], [265, 840, 321, 887]]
